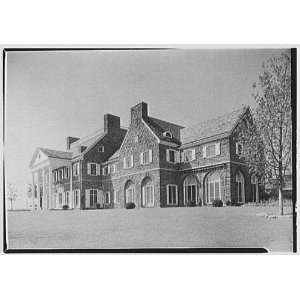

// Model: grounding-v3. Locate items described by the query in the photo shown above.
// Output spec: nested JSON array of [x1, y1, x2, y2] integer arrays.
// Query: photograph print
[[3, 47, 296, 253]]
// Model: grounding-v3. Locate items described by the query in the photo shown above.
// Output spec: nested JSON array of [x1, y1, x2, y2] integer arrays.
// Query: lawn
[[6, 206, 294, 252]]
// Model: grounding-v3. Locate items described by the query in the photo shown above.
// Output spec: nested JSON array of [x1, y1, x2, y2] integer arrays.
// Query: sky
[[5, 48, 286, 208]]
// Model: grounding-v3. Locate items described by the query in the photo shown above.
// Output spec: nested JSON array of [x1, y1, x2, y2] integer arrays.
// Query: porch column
[[42, 168, 46, 210], [256, 182, 259, 203], [31, 171, 35, 210], [48, 166, 52, 209], [70, 165, 73, 209], [37, 171, 41, 209]]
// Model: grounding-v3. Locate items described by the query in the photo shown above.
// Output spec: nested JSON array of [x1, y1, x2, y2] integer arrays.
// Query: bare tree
[[7, 183, 18, 210], [238, 52, 292, 215]]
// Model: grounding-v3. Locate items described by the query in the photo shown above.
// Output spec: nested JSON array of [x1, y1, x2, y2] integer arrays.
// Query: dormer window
[[163, 131, 172, 138], [98, 146, 104, 152]]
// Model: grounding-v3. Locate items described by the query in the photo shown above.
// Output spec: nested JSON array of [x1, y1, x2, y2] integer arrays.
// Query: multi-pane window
[[123, 155, 134, 169], [143, 185, 154, 207], [183, 148, 196, 162], [167, 184, 178, 205], [73, 162, 80, 177], [58, 169, 63, 181], [59, 193, 63, 206], [102, 165, 110, 175], [74, 190, 80, 208], [126, 187, 135, 203], [110, 164, 116, 173], [105, 192, 110, 204], [208, 181, 220, 203], [166, 149, 179, 163], [90, 163, 97, 175], [98, 146, 104, 152], [203, 143, 220, 158], [140, 149, 153, 165], [89, 189, 97, 208]]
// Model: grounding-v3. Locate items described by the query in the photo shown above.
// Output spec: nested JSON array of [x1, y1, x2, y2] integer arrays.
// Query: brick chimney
[[131, 102, 148, 125], [104, 114, 121, 133], [66, 136, 79, 150]]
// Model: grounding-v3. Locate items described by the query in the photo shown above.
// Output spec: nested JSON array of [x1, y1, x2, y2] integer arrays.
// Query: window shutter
[[216, 143, 220, 155], [203, 146, 207, 158], [130, 155, 133, 167], [166, 149, 170, 162], [87, 163, 90, 175], [123, 157, 126, 169], [166, 185, 169, 205], [236, 143, 239, 155], [149, 149, 153, 163], [176, 151, 180, 163], [85, 190, 90, 208], [140, 152, 143, 165], [108, 165, 111, 174], [96, 164, 100, 175], [191, 149, 196, 160]]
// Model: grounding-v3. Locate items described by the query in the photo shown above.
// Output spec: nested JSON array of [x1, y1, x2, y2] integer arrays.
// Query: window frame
[[98, 146, 105, 153], [89, 162, 97, 176], [166, 149, 178, 164], [163, 131, 173, 138], [166, 184, 178, 205]]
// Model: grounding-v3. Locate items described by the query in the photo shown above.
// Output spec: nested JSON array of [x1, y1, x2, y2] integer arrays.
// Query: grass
[[6, 206, 293, 252]]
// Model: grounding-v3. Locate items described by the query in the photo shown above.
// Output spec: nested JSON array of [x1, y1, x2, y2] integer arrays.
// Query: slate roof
[[107, 149, 120, 161], [39, 147, 72, 159], [146, 117, 183, 144], [181, 107, 247, 145], [70, 128, 105, 149]]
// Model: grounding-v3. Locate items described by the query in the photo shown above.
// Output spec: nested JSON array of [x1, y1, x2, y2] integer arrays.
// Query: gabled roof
[[145, 117, 183, 144], [70, 128, 105, 149], [181, 107, 248, 145], [29, 147, 72, 168], [107, 149, 120, 161]]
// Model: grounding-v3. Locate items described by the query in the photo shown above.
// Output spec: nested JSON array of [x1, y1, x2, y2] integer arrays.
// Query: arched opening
[[236, 171, 245, 203], [204, 171, 221, 204], [183, 175, 198, 206], [124, 180, 135, 205], [141, 177, 154, 208], [251, 174, 259, 203]]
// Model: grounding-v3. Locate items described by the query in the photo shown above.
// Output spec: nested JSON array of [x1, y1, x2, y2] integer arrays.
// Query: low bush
[[212, 199, 223, 207], [225, 200, 232, 206], [125, 202, 136, 209], [62, 205, 69, 210]]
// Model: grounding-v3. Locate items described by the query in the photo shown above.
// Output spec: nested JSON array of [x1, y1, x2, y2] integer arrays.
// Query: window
[[167, 184, 178, 205], [102, 165, 110, 175], [205, 172, 221, 204], [59, 193, 63, 206], [110, 164, 116, 173], [183, 148, 196, 162], [58, 169, 63, 181], [65, 167, 69, 179], [123, 155, 134, 169], [166, 149, 179, 163], [90, 163, 97, 175], [236, 142, 243, 155], [163, 131, 172, 138], [73, 162, 80, 177], [74, 190, 80, 208], [105, 192, 110, 204], [203, 143, 220, 158], [65, 191, 69, 206], [140, 149, 153, 165], [89, 189, 97, 208], [98, 146, 104, 152]]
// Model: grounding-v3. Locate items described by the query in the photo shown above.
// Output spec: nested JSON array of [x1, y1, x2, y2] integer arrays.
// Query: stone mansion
[[29, 102, 261, 210]]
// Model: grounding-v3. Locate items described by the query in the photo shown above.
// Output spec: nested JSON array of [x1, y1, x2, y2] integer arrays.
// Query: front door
[[142, 185, 154, 207]]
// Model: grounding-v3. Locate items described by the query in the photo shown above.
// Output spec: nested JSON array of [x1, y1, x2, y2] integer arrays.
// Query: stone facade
[[30, 102, 261, 210]]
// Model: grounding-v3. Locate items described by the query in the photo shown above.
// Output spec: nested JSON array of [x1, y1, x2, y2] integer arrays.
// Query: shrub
[[125, 202, 136, 209], [225, 200, 232, 206], [62, 205, 69, 210], [212, 199, 223, 207], [189, 201, 196, 207]]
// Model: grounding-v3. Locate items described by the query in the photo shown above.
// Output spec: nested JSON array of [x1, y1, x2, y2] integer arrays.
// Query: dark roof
[[39, 147, 72, 160], [146, 117, 182, 144], [181, 107, 247, 145]]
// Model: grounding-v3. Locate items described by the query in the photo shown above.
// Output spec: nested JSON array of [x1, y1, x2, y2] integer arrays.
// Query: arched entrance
[[251, 174, 259, 203], [236, 171, 245, 203], [124, 180, 135, 205], [204, 171, 221, 204], [183, 175, 198, 206], [141, 177, 154, 207]]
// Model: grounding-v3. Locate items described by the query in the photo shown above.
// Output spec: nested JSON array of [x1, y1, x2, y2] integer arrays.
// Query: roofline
[[148, 116, 185, 129]]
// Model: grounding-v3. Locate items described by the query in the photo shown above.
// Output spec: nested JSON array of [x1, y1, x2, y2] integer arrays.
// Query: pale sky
[[5, 48, 286, 208]]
